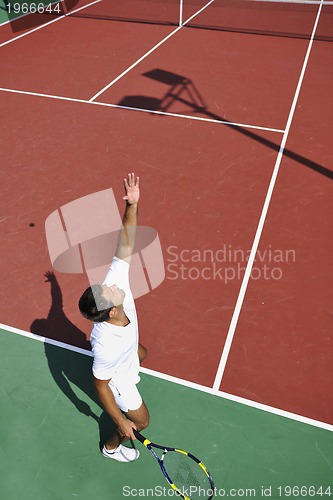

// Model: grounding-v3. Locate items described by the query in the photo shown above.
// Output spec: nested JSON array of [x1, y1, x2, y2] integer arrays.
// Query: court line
[[88, 27, 182, 102], [250, 0, 333, 4], [88, 0, 215, 102], [179, 0, 184, 26], [0, 86, 284, 133], [1, 322, 332, 432], [212, 0, 325, 392], [0, 0, 102, 48]]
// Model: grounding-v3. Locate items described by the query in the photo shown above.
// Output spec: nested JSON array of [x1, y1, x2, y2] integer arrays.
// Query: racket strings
[[163, 451, 213, 500]]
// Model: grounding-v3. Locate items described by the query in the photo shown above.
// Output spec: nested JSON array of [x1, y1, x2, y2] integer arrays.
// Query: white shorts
[[108, 378, 142, 413]]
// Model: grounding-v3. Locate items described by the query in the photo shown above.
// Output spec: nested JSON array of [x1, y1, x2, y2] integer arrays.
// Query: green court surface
[[0, 0, 57, 24], [1, 327, 332, 500], [0, 1, 6, 25]]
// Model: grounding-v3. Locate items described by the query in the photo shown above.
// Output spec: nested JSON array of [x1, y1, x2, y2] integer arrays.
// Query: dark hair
[[78, 284, 114, 322]]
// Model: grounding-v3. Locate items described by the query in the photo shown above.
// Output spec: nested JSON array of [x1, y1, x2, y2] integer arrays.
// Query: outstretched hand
[[123, 173, 140, 205], [44, 271, 56, 282]]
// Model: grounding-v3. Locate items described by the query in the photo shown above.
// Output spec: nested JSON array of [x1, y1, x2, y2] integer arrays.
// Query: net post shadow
[[117, 68, 333, 181], [117, 69, 207, 115]]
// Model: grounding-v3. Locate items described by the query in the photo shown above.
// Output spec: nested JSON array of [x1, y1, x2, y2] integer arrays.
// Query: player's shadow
[[117, 68, 333, 181], [30, 271, 116, 449]]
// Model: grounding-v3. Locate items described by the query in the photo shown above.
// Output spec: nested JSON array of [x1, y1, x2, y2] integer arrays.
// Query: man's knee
[[136, 412, 150, 432], [127, 402, 150, 431], [135, 404, 150, 431]]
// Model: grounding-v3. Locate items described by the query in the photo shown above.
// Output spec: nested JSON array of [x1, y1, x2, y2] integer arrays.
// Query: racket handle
[[133, 429, 146, 443]]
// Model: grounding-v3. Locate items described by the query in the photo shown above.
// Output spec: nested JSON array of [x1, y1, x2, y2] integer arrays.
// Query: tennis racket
[[133, 430, 215, 500]]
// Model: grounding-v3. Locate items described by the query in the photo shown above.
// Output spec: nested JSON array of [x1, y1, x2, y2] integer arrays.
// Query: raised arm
[[115, 173, 140, 264]]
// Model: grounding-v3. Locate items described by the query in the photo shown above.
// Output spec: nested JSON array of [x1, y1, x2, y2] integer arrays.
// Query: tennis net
[[63, 0, 333, 41], [184, 0, 333, 40], [3, 0, 333, 40]]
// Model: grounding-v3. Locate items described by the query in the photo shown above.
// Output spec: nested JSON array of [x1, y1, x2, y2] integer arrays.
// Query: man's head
[[78, 284, 125, 322]]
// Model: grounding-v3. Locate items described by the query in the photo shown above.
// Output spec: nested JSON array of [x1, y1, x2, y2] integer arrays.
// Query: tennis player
[[78, 173, 149, 462]]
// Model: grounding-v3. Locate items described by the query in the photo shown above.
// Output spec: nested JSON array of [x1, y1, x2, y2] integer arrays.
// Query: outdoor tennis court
[[0, 1, 332, 499]]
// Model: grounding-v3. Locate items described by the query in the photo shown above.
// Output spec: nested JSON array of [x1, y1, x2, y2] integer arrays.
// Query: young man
[[78, 173, 149, 462]]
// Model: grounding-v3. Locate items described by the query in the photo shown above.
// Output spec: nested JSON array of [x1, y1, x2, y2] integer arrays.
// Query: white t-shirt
[[90, 257, 140, 386]]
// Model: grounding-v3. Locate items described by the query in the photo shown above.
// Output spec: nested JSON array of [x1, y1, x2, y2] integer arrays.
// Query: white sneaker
[[102, 444, 140, 462]]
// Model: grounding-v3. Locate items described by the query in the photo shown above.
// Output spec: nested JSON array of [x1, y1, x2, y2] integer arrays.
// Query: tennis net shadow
[[116, 68, 333, 181]]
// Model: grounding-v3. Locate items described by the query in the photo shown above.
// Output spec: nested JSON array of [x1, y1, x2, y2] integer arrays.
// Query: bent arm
[[115, 173, 139, 264], [93, 377, 137, 440]]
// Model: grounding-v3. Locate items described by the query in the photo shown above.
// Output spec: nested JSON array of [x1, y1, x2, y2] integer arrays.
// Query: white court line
[[0, 0, 102, 48], [88, 26, 182, 101], [249, 0, 333, 4], [182, 0, 215, 26], [212, 1, 325, 392], [1, 322, 332, 432], [179, 0, 184, 27], [89, 0, 215, 102], [0, 86, 284, 133]]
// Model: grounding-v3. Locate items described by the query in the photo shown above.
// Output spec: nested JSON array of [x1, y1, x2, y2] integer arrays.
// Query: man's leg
[[105, 401, 149, 450], [126, 400, 150, 432]]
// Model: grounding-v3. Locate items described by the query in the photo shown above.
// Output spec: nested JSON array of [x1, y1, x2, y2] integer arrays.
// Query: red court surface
[[1, 91, 282, 378], [0, 19, 173, 99], [221, 31, 333, 424], [98, 28, 310, 130], [1, 0, 332, 429]]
